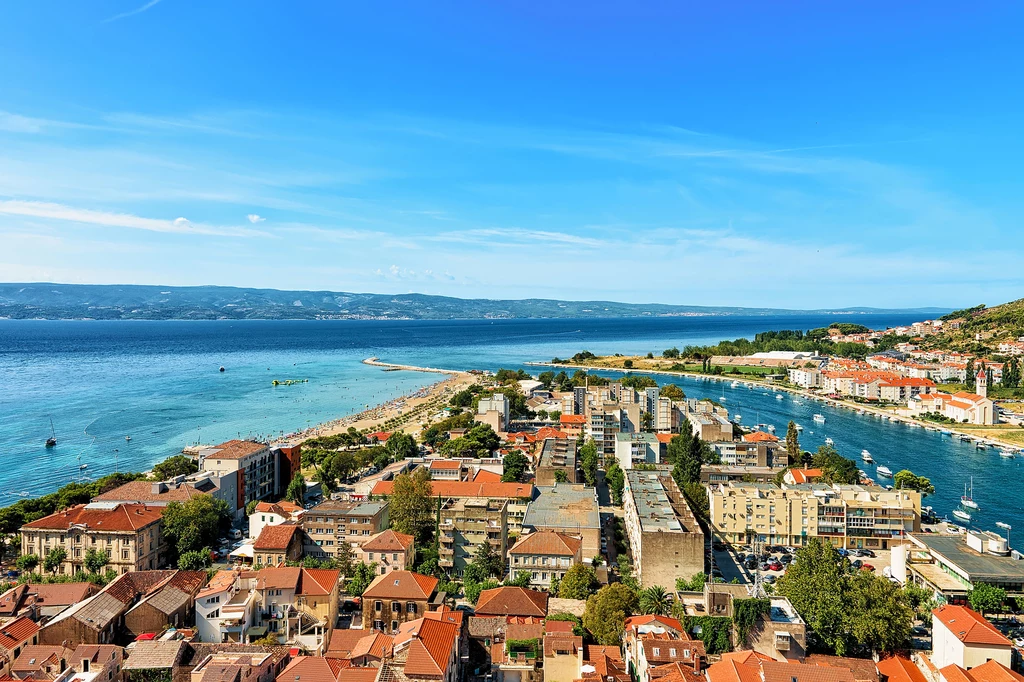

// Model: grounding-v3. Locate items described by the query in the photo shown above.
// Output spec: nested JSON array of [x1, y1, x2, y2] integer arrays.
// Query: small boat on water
[[959, 434, 972, 442], [734, 414, 742, 421], [767, 424, 776, 432], [730, 381, 739, 388], [861, 450, 873, 463], [125, 435, 132, 442], [45, 418, 57, 448], [961, 479, 979, 510], [825, 437, 834, 446], [877, 465, 893, 478], [952, 508, 972, 522], [795, 424, 803, 432], [941, 429, 952, 435], [976, 441, 987, 450], [813, 414, 826, 424], [1000, 449, 1015, 459], [793, 399, 803, 405], [776, 394, 784, 401], [720, 396, 726, 402]]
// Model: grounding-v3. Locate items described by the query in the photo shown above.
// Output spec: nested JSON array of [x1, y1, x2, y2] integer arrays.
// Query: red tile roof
[[197, 571, 239, 599], [350, 633, 393, 660], [205, 440, 267, 460], [254, 501, 304, 516], [655, 433, 674, 444], [624, 615, 684, 632], [94, 480, 208, 504], [299, 569, 341, 596], [325, 629, 366, 659], [371, 480, 534, 499], [761, 660, 856, 682], [401, 618, 460, 678], [360, 530, 414, 553], [363, 571, 438, 601], [560, 415, 586, 425], [429, 460, 462, 470], [0, 617, 40, 652], [254, 523, 300, 550], [276, 656, 338, 682], [940, 661, 1024, 682], [877, 657, 928, 682], [509, 531, 582, 557], [474, 587, 548, 618], [22, 504, 163, 532], [787, 468, 824, 484], [932, 605, 1011, 646], [336, 669, 378, 682], [473, 469, 502, 482], [743, 431, 780, 443]]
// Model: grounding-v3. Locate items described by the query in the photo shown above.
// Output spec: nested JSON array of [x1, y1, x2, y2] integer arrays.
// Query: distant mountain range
[[0, 283, 952, 321]]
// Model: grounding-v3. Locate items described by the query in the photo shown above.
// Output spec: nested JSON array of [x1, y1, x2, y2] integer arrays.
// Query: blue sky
[[1, 2, 1022, 308]]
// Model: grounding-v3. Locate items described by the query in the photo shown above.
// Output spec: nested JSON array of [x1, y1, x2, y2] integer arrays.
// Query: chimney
[[81, 659, 90, 672], [693, 654, 702, 674]]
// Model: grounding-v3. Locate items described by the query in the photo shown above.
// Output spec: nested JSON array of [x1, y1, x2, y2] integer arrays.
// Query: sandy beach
[[285, 358, 478, 441]]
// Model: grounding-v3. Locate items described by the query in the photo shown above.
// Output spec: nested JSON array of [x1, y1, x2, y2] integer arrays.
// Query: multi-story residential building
[[20, 503, 166, 576], [708, 482, 920, 550], [358, 529, 415, 575], [438, 497, 507, 576], [587, 408, 622, 457], [195, 570, 257, 644], [700, 465, 778, 485], [931, 605, 1013, 671], [643, 387, 660, 415], [573, 387, 587, 415], [787, 367, 822, 389], [622, 615, 704, 682], [622, 472, 704, 588], [248, 500, 304, 540], [198, 441, 278, 516], [655, 397, 678, 432], [710, 440, 786, 469], [535, 438, 580, 486], [361, 571, 442, 633], [252, 523, 305, 566], [300, 499, 389, 557], [92, 473, 231, 512], [507, 531, 582, 590], [614, 432, 660, 471], [251, 566, 340, 651], [558, 414, 586, 438], [381, 611, 463, 682], [478, 393, 511, 433], [371, 480, 534, 534], [522, 484, 602, 558]]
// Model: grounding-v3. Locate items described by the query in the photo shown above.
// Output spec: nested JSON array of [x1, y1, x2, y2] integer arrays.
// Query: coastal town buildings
[[534, 438, 580, 486], [357, 529, 416, 575], [248, 500, 304, 540], [438, 496, 508, 576], [898, 530, 1024, 602], [252, 522, 305, 566], [197, 441, 279, 516], [930, 604, 1013, 670], [0, 583, 97, 622], [522, 484, 602, 558], [372, 480, 534, 534], [195, 570, 257, 644], [622, 472, 704, 588], [361, 570, 442, 632], [507, 531, 583, 589], [614, 432, 661, 470], [300, 499, 390, 557], [709, 482, 920, 550], [621, 615, 705, 682], [250, 566, 339, 650], [20, 503, 166, 575]]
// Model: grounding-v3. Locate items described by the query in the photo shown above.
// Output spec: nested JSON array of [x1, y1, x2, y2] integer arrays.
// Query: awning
[[230, 544, 255, 559], [246, 626, 268, 639]]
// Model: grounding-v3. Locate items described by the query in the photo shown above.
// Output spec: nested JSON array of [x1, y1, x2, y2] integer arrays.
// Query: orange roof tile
[[363, 571, 438, 601], [197, 571, 239, 600], [402, 618, 460, 678], [360, 529, 414, 553], [940, 661, 1024, 682], [624, 615, 684, 632], [350, 633, 393, 660], [743, 431, 780, 443], [276, 656, 338, 682], [0, 617, 40, 651], [254, 500, 304, 516], [932, 605, 1010, 646], [877, 657, 927, 682], [474, 587, 548, 618], [509, 531, 582, 557], [371, 480, 534, 499], [429, 460, 462, 470], [22, 504, 163, 532], [473, 469, 502, 482], [560, 415, 586, 425], [298, 568, 341, 596], [204, 440, 266, 460], [253, 523, 300, 550]]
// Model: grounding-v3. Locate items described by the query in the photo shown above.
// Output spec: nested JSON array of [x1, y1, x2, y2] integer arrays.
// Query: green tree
[[162, 496, 231, 562], [660, 384, 685, 401], [583, 583, 639, 645], [285, 472, 307, 505], [385, 432, 418, 460], [389, 468, 434, 544], [605, 462, 625, 505], [893, 470, 935, 496], [623, 359, 633, 368], [579, 439, 599, 487], [554, 470, 569, 483], [150, 454, 199, 481], [335, 540, 355, 577], [345, 562, 378, 596], [245, 500, 258, 516], [812, 445, 859, 485], [639, 586, 671, 615], [559, 563, 599, 600], [473, 540, 505, 578], [776, 539, 851, 654], [466, 578, 500, 604], [15, 553, 39, 573], [846, 570, 913, 653], [786, 421, 800, 464], [968, 582, 1006, 616], [621, 375, 658, 390], [663, 347, 681, 359], [675, 573, 706, 592], [84, 548, 110, 574], [502, 451, 529, 482], [505, 571, 531, 588], [177, 549, 211, 571], [44, 547, 67, 574], [682, 481, 710, 521]]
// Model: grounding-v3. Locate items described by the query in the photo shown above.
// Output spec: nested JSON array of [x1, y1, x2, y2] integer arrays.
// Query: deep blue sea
[[2, 315, 1021, 537]]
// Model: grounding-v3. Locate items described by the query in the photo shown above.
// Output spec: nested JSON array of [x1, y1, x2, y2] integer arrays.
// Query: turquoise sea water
[[2, 315, 1021, 537]]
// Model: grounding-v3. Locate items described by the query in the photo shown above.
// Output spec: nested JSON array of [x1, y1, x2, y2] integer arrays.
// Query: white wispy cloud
[[247, 214, 266, 223], [102, 0, 163, 24], [0, 200, 268, 238]]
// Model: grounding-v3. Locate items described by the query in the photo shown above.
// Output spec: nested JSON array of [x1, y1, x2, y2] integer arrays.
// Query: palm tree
[[639, 585, 671, 615]]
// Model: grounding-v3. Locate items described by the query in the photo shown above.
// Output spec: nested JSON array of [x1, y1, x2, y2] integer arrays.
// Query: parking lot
[[711, 541, 894, 587]]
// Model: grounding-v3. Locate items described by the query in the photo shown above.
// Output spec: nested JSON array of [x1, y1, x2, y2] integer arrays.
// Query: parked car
[[764, 575, 777, 584], [760, 562, 771, 572], [861, 563, 875, 572], [768, 561, 783, 571], [780, 554, 793, 564], [851, 559, 863, 569], [860, 549, 876, 557], [736, 553, 746, 561]]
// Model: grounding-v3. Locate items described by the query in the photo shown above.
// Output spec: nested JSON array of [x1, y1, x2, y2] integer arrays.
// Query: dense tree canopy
[[162, 496, 232, 563], [559, 563, 599, 600], [893, 470, 935, 496], [502, 451, 529, 482], [150, 454, 199, 481], [583, 583, 639, 645], [388, 468, 434, 544]]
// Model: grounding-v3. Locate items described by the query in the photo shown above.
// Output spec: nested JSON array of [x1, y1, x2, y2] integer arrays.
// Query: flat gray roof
[[626, 471, 700, 534], [539, 438, 578, 471], [523, 484, 600, 530], [616, 432, 658, 443], [911, 533, 1024, 581]]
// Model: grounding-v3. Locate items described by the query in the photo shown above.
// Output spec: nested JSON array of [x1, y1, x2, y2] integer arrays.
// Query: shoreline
[[527, 360, 1024, 452], [282, 358, 476, 442]]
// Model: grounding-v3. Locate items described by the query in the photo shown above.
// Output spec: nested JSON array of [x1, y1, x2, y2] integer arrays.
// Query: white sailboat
[[961, 479, 979, 510], [861, 450, 873, 463], [876, 465, 893, 478], [813, 414, 826, 424], [824, 437, 834, 446], [952, 508, 972, 522]]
